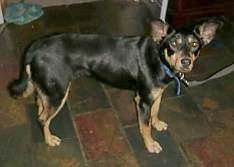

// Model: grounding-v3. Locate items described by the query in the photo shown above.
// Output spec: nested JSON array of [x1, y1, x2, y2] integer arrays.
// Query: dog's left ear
[[194, 19, 223, 45], [151, 19, 169, 42]]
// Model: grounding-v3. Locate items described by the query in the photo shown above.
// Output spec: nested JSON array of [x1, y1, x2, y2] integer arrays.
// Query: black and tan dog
[[8, 18, 222, 153]]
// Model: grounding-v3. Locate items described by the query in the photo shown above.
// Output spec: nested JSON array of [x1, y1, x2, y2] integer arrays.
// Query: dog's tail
[[8, 64, 34, 99]]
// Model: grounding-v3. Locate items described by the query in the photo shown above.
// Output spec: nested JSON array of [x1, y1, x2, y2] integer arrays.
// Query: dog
[[8, 18, 222, 153]]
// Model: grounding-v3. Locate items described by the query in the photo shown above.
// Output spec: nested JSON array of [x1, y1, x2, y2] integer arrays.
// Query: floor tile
[[160, 95, 212, 141], [26, 103, 77, 143], [188, 81, 234, 113], [15, 18, 48, 53], [183, 136, 234, 167], [68, 2, 100, 21], [163, 82, 188, 99], [0, 1, 234, 167], [88, 152, 140, 167], [69, 78, 110, 115], [32, 140, 85, 167], [106, 88, 137, 126], [205, 107, 234, 135], [217, 73, 234, 100], [43, 6, 77, 31], [0, 125, 34, 166], [0, 53, 19, 91], [186, 46, 233, 80], [0, 92, 28, 129], [0, 26, 19, 55], [0, 124, 85, 167], [75, 109, 133, 161], [125, 126, 187, 167]]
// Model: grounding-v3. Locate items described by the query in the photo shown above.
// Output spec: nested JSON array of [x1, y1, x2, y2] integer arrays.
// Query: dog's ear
[[194, 18, 223, 45], [151, 19, 169, 42]]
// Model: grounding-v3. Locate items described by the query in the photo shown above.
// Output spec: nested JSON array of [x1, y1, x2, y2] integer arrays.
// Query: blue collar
[[161, 63, 181, 96]]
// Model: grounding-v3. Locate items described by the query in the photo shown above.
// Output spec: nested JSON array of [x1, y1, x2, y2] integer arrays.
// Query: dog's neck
[[159, 59, 182, 96]]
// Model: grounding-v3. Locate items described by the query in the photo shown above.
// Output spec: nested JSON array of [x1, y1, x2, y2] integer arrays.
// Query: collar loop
[[161, 62, 181, 96]]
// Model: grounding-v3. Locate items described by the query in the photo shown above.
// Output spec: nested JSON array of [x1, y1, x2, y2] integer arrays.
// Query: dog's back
[[24, 34, 154, 89]]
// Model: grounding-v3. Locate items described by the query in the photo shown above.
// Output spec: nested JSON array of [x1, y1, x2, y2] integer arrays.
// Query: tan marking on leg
[[43, 82, 71, 147], [22, 65, 34, 97], [36, 92, 49, 125], [37, 95, 43, 117], [134, 92, 162, 154], [150, 88, 168, 131], [134, 93, 142, 133], [140, 116, 162, 153]]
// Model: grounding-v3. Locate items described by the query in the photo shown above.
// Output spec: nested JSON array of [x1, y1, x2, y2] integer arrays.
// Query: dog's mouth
[[179, 67, 192, 73]]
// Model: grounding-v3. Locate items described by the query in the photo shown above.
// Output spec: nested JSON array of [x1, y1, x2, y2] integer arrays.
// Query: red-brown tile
[[184, 136, 234, 167], [75, 109, 132, 161], [88, 153, 140, 167], [107, 88, 137, 126]]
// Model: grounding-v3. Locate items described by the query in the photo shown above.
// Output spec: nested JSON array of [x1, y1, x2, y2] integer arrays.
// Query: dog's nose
[[181, 58, 191, 66]]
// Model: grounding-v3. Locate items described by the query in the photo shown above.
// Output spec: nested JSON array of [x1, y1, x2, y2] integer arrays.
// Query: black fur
[[8, 18, 222, 124]]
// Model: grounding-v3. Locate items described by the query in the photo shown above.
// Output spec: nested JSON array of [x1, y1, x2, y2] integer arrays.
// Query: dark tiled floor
[[0, 1, 234, 167]]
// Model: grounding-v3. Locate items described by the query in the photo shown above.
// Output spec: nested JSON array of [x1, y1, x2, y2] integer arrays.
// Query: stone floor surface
[[0, 1, 233, 167]]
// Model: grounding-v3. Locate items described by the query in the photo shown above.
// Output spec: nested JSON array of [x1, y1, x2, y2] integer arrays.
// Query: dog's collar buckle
[[177, 72, 190, 87]]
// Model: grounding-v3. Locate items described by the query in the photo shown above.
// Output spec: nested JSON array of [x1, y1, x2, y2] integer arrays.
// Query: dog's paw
[[45, 134, 61, 147], [145, 140, 162, 153], [152, 120, 168, 131]]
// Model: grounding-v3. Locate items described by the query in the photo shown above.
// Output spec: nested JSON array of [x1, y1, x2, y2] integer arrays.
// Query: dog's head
[[151, 18, 223, 73]]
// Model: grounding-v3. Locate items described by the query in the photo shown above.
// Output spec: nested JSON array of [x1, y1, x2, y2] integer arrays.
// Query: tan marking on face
[[176, 34, 183, 44], [193, 50, 200, 60], [174, 52, 183, 69], [187, 35, 199, 48], [190, 53, 196, 61], [164, 49, 182, 71], [187, 35, 197, 43], [165, 49, 175, 69], [165, 48, 197, 72]]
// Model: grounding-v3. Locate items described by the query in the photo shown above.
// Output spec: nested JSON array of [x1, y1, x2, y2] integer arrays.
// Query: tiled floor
[[0, 1, 234, 167]]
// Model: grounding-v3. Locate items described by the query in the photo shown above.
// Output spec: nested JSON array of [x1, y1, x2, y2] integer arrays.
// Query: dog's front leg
[[134, 92, 162, 154], [150, 88, 168, 131]]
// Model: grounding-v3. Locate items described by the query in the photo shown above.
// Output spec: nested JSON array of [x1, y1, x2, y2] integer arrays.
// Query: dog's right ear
[[151, 19, 169, 43], [194, 18, 224, 45]]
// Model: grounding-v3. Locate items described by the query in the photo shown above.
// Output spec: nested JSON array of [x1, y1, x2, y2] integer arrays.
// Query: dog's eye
[[170, 40, 177, 47], [190, 42, 198, 48]]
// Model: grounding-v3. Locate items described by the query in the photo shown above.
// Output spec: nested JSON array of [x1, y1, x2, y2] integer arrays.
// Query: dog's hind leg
[[36, 88, 49, 125], [36, 82, 71, 146]]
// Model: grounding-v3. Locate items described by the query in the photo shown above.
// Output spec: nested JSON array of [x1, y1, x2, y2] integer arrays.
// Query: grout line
[[123, 123, 138, 129], [66, 101, 90, 166], [71, 105, 113, 117], [100, 83, 141, 163]]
